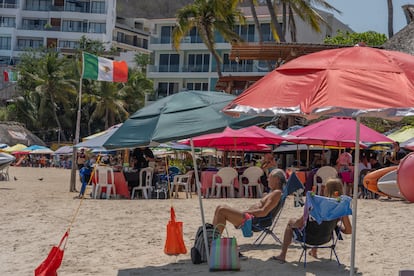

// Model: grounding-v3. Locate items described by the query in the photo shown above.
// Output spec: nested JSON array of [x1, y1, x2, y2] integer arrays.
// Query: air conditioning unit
[[182, 36, 191, 43]]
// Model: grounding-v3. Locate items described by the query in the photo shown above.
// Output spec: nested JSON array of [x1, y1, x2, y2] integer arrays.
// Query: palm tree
[[84, 81, 129, 130], [17, 50, 77, 142], [387, 0, 394, 38], [281, 0, 340, 42], [119, 68, 154, 113], [172, 0, 245, 77]]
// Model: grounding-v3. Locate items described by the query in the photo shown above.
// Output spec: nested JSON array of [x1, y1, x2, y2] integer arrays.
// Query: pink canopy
[[180, 125, 284, 148], [288, 117, 394, 147]]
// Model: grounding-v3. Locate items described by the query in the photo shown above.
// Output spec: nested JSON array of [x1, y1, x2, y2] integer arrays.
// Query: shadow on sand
[[117, 255, 359, 276]]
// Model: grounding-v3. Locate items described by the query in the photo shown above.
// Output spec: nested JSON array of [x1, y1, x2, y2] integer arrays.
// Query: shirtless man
[[212, 168, 286, 234]]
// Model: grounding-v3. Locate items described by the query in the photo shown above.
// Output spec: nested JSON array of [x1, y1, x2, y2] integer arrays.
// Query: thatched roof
[[0, 122, 46, 146], [381, 5, 414, 55]]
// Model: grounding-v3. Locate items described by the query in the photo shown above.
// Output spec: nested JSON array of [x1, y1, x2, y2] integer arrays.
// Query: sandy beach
[[1, 166, 413, 275]]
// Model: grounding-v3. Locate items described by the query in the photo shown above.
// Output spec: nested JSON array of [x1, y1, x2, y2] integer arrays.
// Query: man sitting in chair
[[272, 178, 352, 263], [212, 168, 286, 235]]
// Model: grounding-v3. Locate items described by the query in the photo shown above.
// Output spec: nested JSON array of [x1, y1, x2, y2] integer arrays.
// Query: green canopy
[[387, 125, 414, 142], [104, 91, 271, 149]]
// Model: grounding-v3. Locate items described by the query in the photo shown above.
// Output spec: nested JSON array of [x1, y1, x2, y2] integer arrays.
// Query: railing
[[147, 63, 266, 73], [0, 3, 18, 8]]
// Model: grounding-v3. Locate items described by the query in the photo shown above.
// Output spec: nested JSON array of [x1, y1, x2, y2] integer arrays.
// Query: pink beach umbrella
[[289, 117, 394, 147], [223, 45, 414, 275], [180, 125, 285, 148]]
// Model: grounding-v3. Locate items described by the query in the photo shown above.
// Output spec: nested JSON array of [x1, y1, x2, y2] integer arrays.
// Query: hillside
[[116, 0, 252, 19], [117, 0, 195, 19]]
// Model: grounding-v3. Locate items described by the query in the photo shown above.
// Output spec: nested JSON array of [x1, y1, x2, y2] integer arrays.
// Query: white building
[[146, 5, 353, 99], [0, 0, 117, 64]]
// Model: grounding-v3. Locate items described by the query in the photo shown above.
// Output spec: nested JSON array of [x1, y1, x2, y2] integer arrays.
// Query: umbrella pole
[[350, 117, 361, 276], [190, 139, 210, 265]]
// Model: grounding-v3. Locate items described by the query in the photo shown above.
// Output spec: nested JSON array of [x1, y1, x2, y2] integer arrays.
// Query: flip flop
[[271, 256, 286, 264]]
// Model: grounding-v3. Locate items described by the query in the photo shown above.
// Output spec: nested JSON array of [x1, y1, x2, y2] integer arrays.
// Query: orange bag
[[35, 231, 69, 276], [164, 207, 187, 255]]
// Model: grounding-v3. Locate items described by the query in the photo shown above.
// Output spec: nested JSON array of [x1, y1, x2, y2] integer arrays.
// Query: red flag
[[3, 70, 9, 82]]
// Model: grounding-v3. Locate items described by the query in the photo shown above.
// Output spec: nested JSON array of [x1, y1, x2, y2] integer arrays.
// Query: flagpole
[[69, 53, 84, 192]]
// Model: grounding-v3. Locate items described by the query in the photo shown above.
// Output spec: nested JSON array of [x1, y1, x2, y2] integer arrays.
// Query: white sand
[[1, 166, 413, 275]]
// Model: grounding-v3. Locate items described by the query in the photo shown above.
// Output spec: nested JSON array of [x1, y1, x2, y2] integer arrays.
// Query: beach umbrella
[[387, 125, 414, 143], [104, 90, 271, 263], [75, 124, 123, 149], [223, 45, 414, 275], [3, 143, 28, 153], [180, 126, 284, 148], [53, 146, 74, 155], [31, 148, 55, 155], [289, 117, 394, 147]]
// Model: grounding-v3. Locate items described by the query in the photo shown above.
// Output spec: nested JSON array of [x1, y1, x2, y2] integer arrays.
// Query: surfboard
[[377, 170, 403, 198], [363, 166, 398, 197], [397, 153, 414, 203]]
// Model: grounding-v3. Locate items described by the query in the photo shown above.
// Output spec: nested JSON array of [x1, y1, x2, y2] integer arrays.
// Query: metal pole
[[190, 139, 210, 265], [69, 75, 83, 192], [350, 116, 361, 276]]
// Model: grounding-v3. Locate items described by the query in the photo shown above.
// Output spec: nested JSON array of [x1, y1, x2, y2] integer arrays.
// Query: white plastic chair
[[313, 166, 338, 195], [239, 166, 264, 198], [171, 170, 194, 198], [211, 167, 238, 198], [131, 167, 154, 199], [93, 166, 115, 199]]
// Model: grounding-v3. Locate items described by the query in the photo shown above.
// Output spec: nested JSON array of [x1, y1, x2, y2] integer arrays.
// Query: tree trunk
[[265, 0, 285, 42], [387, 0, 394, 38]]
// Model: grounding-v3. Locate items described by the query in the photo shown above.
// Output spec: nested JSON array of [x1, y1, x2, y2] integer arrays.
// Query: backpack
[[191, 223, 220, 264]]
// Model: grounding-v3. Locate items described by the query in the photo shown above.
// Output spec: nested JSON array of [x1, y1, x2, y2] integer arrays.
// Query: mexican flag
[[82, 52, 128, 83]]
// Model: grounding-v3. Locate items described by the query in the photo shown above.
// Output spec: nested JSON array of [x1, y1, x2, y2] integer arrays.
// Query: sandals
[[271, 256, 286, 264]]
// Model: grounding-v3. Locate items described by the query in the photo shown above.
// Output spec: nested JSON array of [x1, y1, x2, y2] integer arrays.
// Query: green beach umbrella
[[103, 90, 272, 265]]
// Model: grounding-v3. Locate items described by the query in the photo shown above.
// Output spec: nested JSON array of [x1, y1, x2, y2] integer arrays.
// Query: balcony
[[0, 3, 18, 8]]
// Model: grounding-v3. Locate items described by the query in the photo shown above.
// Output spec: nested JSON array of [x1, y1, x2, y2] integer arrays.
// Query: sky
[[322, 0, 409, 36]]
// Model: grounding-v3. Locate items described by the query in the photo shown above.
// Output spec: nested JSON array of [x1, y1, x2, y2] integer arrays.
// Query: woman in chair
[[273, 178, 352, 263], [212, 168, 286, 235]]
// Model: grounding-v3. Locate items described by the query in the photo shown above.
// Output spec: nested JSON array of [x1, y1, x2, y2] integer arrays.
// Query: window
[[234, 24, 255, 42], [22, 19, 47, 30], [58, 40, 79, 49], [157, 82, 179, 98], [26, 0, 51, 11], [186, 82, 208, 91], [159, 54, 179, 72], [189, 28, 203, 43], [91, 1, 105, 13], [17, 39, 43, 50], [0, 36, 11, 50], [160, 26, 173, 44], [260, 23, 274, 42], [89, 22, 106, 33], [0, 17, 16, 27], [62, 20, 87, 32], [222, 54, 252, 72], [187, 54, 210, 72]]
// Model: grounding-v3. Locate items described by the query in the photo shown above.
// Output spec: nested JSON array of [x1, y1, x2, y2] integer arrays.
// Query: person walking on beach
[[77, 148, 86, 170]]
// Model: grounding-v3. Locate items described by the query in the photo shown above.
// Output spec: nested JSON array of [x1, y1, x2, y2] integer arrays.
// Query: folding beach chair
[[252, 172, 304, 245], [294, 191, 352, 267]]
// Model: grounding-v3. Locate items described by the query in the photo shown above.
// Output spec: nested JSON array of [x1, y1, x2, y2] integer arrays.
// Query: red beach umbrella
[[223, 45, 414, 276]]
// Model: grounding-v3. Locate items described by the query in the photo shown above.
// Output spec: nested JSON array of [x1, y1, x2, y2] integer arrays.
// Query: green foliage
[[4, 37, 154, 143], [324, 30, 387, 46]]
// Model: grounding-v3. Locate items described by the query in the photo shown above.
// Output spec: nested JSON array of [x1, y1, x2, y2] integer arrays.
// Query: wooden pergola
[[216, 42, 348, 93]]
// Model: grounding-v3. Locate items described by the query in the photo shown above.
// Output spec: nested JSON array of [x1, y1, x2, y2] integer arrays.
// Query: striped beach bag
[[209, 225, 240, 271]]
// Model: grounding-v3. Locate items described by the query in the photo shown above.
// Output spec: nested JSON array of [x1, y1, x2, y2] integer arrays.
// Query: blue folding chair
[[294, 191, 352, 267]]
